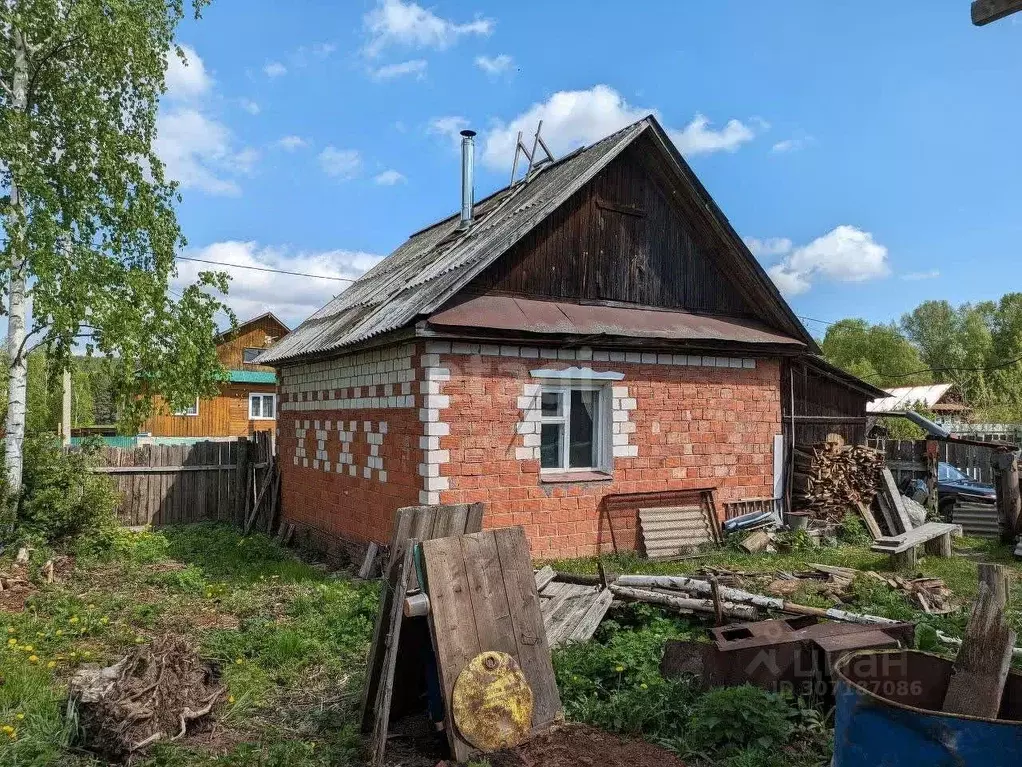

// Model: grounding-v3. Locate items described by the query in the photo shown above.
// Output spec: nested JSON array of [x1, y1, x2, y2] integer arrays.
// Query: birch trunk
[[3, 27, 31, 527]]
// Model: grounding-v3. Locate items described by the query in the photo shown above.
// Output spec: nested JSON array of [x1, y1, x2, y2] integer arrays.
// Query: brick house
[[258, 115, 881, 560]]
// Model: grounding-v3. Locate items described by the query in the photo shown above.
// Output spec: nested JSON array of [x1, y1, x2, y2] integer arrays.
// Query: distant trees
[[822, 293, 1022, 422]]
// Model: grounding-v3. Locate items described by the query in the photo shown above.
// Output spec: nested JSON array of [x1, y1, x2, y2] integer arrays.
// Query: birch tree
[[0, 0, 230, 532]]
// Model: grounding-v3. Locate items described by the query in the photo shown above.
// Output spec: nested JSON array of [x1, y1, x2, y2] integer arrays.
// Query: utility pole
[[61, 368, 71, 447], [972, 0, 1022, 25]]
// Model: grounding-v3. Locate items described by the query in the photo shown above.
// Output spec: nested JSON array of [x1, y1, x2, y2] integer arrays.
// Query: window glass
[[243, 348, 262, 364], [262, 395, 275, 419], [569, 389, 597, 468], [174, 399, 199, 416], [250, 396, 261, 418], [540, 423, 562, 469], [541, 392, 561, 416]]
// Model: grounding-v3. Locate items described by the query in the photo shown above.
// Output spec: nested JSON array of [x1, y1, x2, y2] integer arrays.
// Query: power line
[[870, 354, 1022, 382], [797, 315, 837, 328], [176, 256, 358, 283]]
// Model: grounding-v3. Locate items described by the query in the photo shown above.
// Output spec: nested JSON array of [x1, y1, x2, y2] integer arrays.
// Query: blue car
[[901, 462, 996, 520]]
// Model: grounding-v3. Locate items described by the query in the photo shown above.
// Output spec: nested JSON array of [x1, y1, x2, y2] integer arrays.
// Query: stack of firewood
[[792, 442, 886, 521]]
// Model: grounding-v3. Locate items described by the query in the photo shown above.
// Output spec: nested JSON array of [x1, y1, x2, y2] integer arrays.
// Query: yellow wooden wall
[[216, 315, 288, 370]]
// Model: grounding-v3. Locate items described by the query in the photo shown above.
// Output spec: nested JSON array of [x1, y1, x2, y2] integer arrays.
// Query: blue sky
[[164, 1, 1022, 337]]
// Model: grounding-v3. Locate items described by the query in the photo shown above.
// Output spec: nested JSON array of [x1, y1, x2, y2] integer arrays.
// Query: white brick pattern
[[292, 419, 388, 483], [611, 385, 638, 458], [280, 343, 416, 412], [419, 344, 452, 504], [441, 342, 756, 370], [515, 383, 543, 461]]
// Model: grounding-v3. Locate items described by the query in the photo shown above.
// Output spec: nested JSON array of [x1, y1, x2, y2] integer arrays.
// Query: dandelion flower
[[1, 725, 12, 733], [55, 630, 63, 636], [15, 714, 23, 721], [28, 655, 38, 663], [228, 695, 235, 704], [235, 658, 244, 665], [24, 645, 32, 652], [47, 661, 56, 669], [100, 617, 109, 625], [5, 627, 14, 634], [615, 665, 624, 672], [69, 617, 79, 624], [7, 639, 16, 646]]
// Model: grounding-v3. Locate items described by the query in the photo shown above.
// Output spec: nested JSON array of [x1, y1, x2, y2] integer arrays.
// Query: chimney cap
[[460, 129, 477, 138]]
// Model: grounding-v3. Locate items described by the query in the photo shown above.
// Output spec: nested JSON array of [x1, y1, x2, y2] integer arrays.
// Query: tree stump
[[924, 533, 952, 558]]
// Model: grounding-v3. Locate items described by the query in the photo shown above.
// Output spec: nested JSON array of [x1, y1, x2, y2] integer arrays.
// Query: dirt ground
[[487, 724, 687, 767]]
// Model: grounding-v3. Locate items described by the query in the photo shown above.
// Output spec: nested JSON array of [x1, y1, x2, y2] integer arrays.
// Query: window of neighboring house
[[537, 385, 608, 472], [249, 393, 276, 420], [174, 398, 199, 417], [242, 347, 264, 364]]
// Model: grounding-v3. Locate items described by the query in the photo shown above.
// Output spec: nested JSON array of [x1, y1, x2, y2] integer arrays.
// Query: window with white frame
[[173, 398, 199, 417], [249, 393, 276, 420], [537, 385, 609, 472]]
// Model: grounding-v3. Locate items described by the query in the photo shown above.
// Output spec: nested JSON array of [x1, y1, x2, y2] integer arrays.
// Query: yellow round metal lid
[[452, 650, 534, 752]]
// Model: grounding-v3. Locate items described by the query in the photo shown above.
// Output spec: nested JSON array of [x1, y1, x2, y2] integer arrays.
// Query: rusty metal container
[[834, 650, 1022, 766]]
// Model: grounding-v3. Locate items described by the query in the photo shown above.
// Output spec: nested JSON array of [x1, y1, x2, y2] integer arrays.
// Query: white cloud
[[771, 138, 800, 153], [760, 225, 891, 297], [669, 114, 755, 155], [310, 42, 337, 58], [744, 237, 793, 258], [276, 135, 309, 151], [374, 169, 406, 185], [901, 270, 940, 281], [428, 115, 470, 149], [239, 98, 260, 115], [371, 58, 428, 81], [475, 53, 513, 76], [363, 0, 493, 57], [319, 146, 362, 179], [263, 61, 287, 78], [174, 241, 383, 328], [155, 108, 256, 196], [480, 85, 758, 171], [165, 44, 212, 100]]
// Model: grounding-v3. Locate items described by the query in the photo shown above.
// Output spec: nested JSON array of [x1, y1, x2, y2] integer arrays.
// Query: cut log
[[942, 564, 1015, 718], [610, 585, 757, 621]]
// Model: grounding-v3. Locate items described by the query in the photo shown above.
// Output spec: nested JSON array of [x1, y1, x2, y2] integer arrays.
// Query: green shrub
[[837, 514, 872, 546], [685, 686, 795, 755], [15, 435, 118, 549]]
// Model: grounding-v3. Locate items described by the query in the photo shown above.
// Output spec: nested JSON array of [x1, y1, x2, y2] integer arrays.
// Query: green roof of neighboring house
[[228, 370, 277, 384]]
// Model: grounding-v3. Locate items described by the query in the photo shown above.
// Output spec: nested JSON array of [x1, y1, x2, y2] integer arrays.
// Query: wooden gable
[[216, 314, 289, 372], [466, 132, 766, 322]]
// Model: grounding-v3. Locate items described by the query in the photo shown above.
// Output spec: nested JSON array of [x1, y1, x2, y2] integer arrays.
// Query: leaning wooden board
[[422, 526, 562, 762], [359, 502, 484, 734]]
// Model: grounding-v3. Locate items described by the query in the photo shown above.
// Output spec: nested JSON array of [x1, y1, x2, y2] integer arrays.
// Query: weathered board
[[359, 503, 484, 735], [538, 581, 613, 648], [423, 527, 561, 762]]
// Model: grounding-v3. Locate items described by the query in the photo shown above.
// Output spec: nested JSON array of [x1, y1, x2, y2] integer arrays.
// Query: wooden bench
[[871, 522, 963, 570]]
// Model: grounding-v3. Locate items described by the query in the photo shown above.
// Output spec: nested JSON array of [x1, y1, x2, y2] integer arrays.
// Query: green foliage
[[685, 686, 795, 755], [14, 436, 118, 549], [821, 319, 929, 388], [774, 528, 815, 553], [837, 514, 872, 546]]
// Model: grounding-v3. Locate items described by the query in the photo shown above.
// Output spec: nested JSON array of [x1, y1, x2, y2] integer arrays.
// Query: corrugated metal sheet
[[428, 295, 805, 347], [951, 501, 1001, 538], [638, 504, 717, 559], [227, 369, 276, 384], [258, 122, 646, 364], [867, 384, 955, 414]]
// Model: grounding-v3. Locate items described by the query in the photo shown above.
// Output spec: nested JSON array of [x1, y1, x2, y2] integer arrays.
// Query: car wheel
[[938, 497, 955, 522]]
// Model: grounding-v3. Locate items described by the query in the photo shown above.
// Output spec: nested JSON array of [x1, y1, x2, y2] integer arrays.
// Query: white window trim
[[173, 398, 200, 417], [249, 392, 277, 420], [537, 383, 612, 474]]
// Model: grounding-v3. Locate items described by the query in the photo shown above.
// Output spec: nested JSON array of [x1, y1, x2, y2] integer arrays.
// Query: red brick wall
[[431, 347, 782, 560], [276, 342, 424, 559]]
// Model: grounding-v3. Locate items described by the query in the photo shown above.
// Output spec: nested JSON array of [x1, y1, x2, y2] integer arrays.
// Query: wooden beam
[[972, 0, 1022, 25]]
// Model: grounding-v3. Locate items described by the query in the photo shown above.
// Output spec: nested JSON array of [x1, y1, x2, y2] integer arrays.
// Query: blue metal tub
[[834, 650, 1022, 766]]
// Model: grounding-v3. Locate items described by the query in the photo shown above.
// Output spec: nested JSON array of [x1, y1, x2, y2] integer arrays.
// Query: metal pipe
[[459, 129, 476, 230]]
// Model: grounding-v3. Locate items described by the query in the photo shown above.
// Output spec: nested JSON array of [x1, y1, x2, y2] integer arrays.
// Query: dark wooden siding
[[782, 359, 871, 446], [467, 137, 754, 318]]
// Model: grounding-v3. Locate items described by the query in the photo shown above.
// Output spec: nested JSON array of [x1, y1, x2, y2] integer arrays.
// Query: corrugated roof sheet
[[227, 370, 276, 384], [257, 120, 647, 364], [428, 296, 805, 348], [867, 384, 955, 413]]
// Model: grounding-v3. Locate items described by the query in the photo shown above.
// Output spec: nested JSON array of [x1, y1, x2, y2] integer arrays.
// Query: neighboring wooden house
[[259, 116, 882, 560], [141, 313, 288, 439]]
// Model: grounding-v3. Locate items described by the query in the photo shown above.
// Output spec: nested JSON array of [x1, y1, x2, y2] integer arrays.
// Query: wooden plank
[[880, 468, 912, 534], [545, 586, 603, 647], [534, 565, 556, 592], [972, 0, 1022, 25], [358, 542, 379, 580], [422, 535, 482, 762], [492, 526, 562, 731], [565, 588, 613, 644], [368, 545, 413, 767], [855, 501, 882, 540], [461, 531, 519, 658], [465, 501, 485, 534], [871, 523, 962, 554], [943, 564, 1015, 717]]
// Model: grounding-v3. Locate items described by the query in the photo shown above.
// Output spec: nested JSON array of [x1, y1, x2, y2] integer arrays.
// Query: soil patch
[[488, 724, 686, 767], [70, 634, 226, 762]]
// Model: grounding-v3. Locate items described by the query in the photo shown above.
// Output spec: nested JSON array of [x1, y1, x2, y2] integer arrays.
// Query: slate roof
[[867, 384, 956, 413], [259, 115, 815, 365]]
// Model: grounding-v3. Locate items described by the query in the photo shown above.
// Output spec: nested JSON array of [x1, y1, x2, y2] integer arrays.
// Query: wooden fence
[[92, 435, 272, 529], [869, 438, 1000, 485]]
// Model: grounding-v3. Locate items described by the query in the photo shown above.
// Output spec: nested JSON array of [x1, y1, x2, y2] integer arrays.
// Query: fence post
[[236, 437, 251, 529], [993, 451, 1021, 544], [925, 439, 939, 518]]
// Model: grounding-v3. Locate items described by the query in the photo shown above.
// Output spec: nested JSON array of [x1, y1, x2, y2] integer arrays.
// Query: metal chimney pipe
[[459, 129, 476, 230]]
